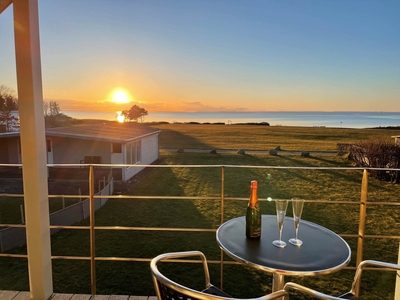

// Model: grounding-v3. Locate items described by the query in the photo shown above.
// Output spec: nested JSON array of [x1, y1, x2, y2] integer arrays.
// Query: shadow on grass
[[310, 156, 394, 192], [268, 155, 319, 184], [154, 128, 213, 149], [50, 164, 224, 295]]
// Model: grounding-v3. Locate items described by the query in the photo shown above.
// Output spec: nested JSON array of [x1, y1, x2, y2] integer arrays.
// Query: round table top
[[216, 215, 351, 276]]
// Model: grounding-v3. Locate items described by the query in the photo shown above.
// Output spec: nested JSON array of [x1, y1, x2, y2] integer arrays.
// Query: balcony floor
[[0, 291, 156, 300]]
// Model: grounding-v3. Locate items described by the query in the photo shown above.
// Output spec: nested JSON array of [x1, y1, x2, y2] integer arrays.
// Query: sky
[[0, 0, 399, 113]]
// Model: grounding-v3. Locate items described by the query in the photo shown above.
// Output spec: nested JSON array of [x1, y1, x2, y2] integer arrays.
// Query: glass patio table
[[216, 215, 351, 292]]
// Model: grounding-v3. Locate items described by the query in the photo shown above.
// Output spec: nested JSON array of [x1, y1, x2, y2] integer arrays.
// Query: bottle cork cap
[[250, 180, 257, 188]]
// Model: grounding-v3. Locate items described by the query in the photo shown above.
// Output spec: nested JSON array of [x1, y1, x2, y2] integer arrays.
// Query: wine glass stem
[[295, 227, 298, 241], [279, 229, 282, 242]]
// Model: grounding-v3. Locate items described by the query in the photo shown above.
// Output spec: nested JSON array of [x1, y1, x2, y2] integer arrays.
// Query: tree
[[122, 105, 148, 122], [0, 85, 19, 132], [44, 100, 68, 127]]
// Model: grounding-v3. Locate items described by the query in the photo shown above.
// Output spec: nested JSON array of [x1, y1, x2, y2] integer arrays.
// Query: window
[[112, 143, 122, 153], [46, 139, 52, 152], [126, 140, 141, 165]]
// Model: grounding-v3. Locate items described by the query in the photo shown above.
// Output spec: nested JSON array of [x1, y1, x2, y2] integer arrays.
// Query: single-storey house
[[0, 123, 161, 181]]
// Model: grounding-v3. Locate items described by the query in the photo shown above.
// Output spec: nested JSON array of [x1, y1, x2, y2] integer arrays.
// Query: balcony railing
[[0, 163, 399, 298]]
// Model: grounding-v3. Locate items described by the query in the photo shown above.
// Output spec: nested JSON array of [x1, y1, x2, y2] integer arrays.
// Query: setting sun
[[112, 89, 130, 103]]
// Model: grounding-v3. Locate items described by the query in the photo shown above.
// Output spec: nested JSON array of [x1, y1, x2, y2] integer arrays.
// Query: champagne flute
[[272, 199, 289, 248], [289, 198, 305, 246]]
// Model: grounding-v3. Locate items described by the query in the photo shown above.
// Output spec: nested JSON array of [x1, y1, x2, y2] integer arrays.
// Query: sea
[[63, 111, 400, 129]]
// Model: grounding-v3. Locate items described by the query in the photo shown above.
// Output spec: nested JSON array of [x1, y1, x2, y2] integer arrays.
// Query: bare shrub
[[350, 139, 400, 183]]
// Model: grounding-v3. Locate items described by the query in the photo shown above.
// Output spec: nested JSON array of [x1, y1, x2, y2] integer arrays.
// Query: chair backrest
[[84, 156, 93, 164], [151, 251, 215, 300], [150, 251, 287, 300], [92, 156, 101, 164]]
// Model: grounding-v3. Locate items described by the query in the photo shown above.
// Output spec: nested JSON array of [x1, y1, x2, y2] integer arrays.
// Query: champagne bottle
[[246, 180, 261, 239]]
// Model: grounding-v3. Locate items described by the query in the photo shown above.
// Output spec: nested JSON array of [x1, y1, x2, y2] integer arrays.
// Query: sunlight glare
[[112, 89, 130, 103], [116, 111, 125, 123]]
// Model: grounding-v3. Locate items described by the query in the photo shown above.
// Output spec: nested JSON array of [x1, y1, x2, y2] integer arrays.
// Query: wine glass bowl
[[272, 199, 289, 248], [289, 198, 305, 246]]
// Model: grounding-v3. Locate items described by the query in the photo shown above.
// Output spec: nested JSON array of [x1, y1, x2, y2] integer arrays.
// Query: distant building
[[0, 123, 161, 181]]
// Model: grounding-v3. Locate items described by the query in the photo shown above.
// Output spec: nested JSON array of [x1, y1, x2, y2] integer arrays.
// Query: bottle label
[[248, 226, 261, 238]]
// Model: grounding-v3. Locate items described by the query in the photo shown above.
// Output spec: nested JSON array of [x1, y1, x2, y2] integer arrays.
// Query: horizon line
[[60, 110, 400, 114]]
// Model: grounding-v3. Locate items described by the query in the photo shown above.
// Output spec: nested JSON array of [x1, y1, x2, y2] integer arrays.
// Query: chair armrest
[[257, 290, 288, 300], [350, 260, 400, 295], [284, 282, 343, 300]]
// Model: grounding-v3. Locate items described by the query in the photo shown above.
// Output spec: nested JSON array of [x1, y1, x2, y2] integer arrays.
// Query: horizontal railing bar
[[94, 226, 217, 232], [339, 233, 400, 239], [0, 253, 27, 258], [1, 225, 399, 240], [364, 235, 400, 239], [99, 195, 223, 200], [1, 194, 399, 206], [0, 253, 390, 272], [1, 163, 400, 171], [339, 234, 358, 238], [95, 257, 151, 262], [51, 256, 90, 261], [49, 197, 400, 206], [49, 226, 90, 230]]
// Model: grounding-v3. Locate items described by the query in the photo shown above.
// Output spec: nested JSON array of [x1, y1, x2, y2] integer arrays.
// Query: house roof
[[0, 0, 12, 14], [0, 123, 161, 144]]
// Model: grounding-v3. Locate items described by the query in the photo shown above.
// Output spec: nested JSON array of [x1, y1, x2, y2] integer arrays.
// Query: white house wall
[[123, 133, 159, 181], [50, 136, 112, 164], [0, 137, 19, 163], [8, 138, 19, 163], [0, 139, 10, 163]]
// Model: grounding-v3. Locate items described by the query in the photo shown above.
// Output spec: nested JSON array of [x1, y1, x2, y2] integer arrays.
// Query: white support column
[[13, 0, 53, 299]]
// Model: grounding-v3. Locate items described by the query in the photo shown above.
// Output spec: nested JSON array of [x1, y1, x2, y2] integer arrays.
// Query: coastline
[[64, 111, 400, 129]]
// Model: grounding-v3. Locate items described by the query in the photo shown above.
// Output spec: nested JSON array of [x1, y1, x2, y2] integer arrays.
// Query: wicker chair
[[283, 260, 400, 299], [150, 251, 288, 300]]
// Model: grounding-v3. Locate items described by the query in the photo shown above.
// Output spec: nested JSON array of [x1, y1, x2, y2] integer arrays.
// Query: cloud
[[141, 101, 249, 112], [179, 101, 248, 112]]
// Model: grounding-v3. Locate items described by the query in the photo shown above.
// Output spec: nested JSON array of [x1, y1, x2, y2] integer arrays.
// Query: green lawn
[[0, 150, 399, 299], [0, 196, 81, 225]]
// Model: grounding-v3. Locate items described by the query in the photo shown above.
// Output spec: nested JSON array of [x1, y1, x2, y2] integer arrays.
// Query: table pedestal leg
[[272, 273, 285, 291]]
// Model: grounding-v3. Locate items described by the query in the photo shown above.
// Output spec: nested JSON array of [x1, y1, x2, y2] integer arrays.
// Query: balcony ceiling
[[0, 0, 11, 14]]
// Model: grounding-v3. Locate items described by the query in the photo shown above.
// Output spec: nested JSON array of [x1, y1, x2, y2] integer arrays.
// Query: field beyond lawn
[[149, 123, 400, 151]]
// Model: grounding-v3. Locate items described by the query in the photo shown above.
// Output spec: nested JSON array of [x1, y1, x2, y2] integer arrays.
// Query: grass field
[[149, 123, 400, 151], [0, 124, 399, 299]]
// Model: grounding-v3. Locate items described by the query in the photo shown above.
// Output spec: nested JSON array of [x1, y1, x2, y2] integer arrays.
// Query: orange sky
[[1, 1, 399, 113]]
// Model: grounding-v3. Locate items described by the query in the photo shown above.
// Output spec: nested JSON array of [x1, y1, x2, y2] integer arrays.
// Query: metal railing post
[[220, 166, 225, 290], [89, 165, 96, 296], [20, 205, 25, 224], [355, 169, 368, 297], [395, 242, 400, 299]]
